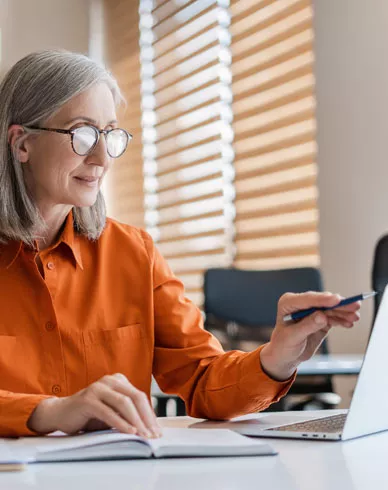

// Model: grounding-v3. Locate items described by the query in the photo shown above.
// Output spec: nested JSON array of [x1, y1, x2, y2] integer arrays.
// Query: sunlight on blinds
[[104, 0, 320, 306], [139, 0, 235, 305], [231, 0, 319, 270]]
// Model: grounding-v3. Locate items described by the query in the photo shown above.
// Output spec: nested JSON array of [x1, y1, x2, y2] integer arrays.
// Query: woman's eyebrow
[[64, 116, 118, 126]]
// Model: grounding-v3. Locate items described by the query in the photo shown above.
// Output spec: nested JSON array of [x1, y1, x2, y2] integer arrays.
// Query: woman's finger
[[326, 309, 360, 323], [87, 398, 138, 435], [327, 316, 354, 328], [100, 388, 152, 438], [287, 312, 329, 342], [129, 389, 162, 437], [111, 373, 161, 434], [331, 301, 361, 313], [278, 292, 342, 319], [102, 374, 160, 436]]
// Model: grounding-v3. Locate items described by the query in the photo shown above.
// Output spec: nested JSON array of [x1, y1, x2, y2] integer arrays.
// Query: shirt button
[[45, 322, 55, 331], [47, 262, 55, 270], [52, 385, 61, 395]]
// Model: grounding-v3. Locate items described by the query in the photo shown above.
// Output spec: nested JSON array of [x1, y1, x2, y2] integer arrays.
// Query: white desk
[[297, 354, 363, 376], [2, 410, 388, 490]]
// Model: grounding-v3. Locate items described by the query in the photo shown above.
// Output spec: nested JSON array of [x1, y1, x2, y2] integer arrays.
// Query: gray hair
[[0, 49, 124, 245]]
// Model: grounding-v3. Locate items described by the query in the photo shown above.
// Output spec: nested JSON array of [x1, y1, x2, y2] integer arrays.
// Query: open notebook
[[3, 428, 276, 463]]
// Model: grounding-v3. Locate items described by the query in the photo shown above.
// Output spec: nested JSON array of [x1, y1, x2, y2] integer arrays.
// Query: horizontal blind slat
[[162, 247, 226, 260], [235, 198, 317, 222], [157, 153, 222, 177], [152, 6, 217, 57], [157, 170, 223, 193], [158, 227, 225, 244], [154, 21, 218, 65], [235, 154, 314, 182], [152, 0, 196, 28], [158, 209, 224, 227], [235, 222, 317, 241], [236, 245, 318, 261], [156, 190, 223, 210], [231, 0, 309, 41], [235, 255, 319, 270], [232, 10, 312, 60], [152, 0, 216, 44]]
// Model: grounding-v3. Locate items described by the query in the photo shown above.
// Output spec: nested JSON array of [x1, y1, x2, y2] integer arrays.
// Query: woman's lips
[[74, 176, 100, 187]]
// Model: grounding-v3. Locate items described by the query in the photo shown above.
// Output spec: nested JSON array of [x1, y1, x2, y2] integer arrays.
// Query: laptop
[[249, 285, 388, 441]]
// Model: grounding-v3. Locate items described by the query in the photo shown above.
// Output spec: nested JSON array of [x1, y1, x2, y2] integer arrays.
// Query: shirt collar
[[0, 210, 84, 270], [58, 210, 84, 270]]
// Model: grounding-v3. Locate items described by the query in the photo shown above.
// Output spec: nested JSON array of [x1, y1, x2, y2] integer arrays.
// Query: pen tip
[[364, 291, 377, 298]]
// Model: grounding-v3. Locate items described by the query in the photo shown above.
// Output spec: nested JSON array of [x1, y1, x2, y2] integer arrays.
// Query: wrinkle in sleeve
[[142, 232, 295, 420]]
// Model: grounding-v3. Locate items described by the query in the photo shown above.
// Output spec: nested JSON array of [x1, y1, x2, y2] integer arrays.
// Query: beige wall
[[313, 0, 388, 404], [0, 0, 89, 75]]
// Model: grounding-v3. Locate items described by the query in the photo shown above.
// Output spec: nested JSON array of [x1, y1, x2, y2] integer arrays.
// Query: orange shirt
[[0, 212, 294, 436]]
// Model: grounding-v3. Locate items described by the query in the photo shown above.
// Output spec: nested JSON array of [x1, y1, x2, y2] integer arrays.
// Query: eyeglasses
[[26, 125, 133, 158]]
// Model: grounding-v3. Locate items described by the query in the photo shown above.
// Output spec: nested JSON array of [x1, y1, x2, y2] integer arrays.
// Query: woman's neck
[[36, 204, 73, 251]]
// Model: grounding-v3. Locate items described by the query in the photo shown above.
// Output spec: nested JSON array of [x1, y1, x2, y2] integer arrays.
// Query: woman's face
[[20, 83, 117, 210]]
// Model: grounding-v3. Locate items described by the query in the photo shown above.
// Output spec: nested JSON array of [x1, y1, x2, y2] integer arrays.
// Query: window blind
[[104, 0, 319, 306], [231, 0, 319, 270], [103, 0, 145, 228], [138, 0, 234, 306]]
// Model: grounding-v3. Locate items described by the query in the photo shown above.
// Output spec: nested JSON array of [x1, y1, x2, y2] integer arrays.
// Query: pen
[[283, 291, 377, 322]]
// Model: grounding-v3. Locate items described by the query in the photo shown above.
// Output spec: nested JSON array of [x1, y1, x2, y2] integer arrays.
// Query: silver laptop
[[253, 285, 388, 441]]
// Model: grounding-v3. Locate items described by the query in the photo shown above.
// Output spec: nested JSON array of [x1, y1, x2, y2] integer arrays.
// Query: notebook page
[[8, 429, 148, 459], [0, 443, 26, 464], [148, 428, 276, 457], [0, 442, 28, 471]]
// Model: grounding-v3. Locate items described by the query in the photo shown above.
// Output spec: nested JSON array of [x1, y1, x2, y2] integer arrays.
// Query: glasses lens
[[72, 126, 98, 155], [107, 129, 131, 158]]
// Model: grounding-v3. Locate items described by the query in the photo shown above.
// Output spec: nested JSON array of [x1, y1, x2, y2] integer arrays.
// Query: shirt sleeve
[[0, 391, 52, 437], [142, 231, 296, 420]]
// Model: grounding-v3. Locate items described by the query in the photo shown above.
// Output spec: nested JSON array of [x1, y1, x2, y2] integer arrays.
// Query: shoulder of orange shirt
[[1, 428, 276, 464]]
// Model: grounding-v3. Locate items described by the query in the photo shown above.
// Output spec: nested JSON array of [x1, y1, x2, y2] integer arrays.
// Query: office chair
[[371, 233, 388, 323], [203, 267, 341, 411]]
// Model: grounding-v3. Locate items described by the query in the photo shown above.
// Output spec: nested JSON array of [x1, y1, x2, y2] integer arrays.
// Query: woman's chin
[[71, 195, 99, 208], [71, 189, 100, 208]]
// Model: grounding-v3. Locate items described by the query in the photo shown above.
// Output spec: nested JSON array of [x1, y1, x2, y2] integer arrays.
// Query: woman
[[0, 50, 359, 438]]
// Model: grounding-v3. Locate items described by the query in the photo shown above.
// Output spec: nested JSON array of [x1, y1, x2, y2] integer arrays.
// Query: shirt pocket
[[82, 324, 149, 385]]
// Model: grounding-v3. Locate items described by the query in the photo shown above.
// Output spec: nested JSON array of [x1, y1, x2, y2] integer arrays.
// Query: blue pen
[[283, 291, 377, 322]]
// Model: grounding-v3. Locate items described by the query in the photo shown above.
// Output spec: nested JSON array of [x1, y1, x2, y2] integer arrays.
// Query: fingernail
[[153, 427, 162, 437], [315, 313, 326, 325]]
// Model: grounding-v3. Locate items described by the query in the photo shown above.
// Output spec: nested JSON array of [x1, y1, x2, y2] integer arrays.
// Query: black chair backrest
[[371, 234, 388, 321], [204, 267, 323, 328]]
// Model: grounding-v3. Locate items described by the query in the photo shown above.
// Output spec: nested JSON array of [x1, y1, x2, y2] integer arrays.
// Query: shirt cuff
[[238, 345, 297, 404], [0, 393, 53, 437]]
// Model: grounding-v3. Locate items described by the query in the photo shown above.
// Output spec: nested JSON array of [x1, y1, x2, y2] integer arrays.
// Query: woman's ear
[[7, 125, 30, 163]]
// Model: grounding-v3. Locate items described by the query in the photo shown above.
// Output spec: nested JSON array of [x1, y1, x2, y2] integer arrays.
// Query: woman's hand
[[27, 373, 162, 438], [260, 292, 361, 381]]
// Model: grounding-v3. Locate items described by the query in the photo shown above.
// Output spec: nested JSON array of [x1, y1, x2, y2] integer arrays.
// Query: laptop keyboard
[[266, 413, 347, 433]]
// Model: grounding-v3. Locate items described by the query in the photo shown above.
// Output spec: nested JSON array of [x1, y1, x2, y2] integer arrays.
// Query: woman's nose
[[89, 134, 111, 167]]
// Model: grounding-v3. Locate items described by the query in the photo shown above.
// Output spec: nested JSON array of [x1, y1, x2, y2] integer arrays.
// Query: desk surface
[[2, 410, 387, 490], [297, 353, 363, 375]]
